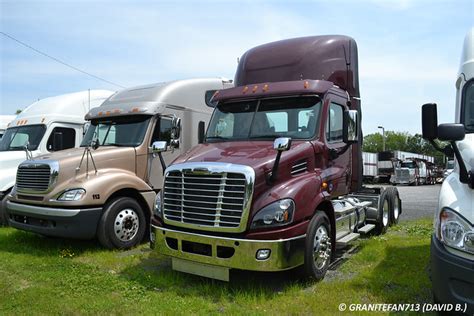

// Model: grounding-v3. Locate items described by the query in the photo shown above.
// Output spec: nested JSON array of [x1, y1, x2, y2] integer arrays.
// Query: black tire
[[303, 212, 332, 281], [0, 193, 10, 227], [97, 197, 146, 249], [385, 187, 401, 225], [374, 189, 390, 235]]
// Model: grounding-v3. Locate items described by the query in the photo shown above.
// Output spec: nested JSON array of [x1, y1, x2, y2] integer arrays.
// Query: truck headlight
[[437, 208, 474, 254], [57, 189, 86, 201], [154, 191, 163, 218], [251, 199, 295, 229]]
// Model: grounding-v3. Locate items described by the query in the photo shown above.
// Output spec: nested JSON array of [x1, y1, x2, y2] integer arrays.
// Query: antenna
[[88, 89, 91, 111]]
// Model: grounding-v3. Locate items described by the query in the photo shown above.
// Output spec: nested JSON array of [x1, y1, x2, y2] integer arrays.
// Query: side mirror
[[83, 122, 91, 136], [422, 103, 438, 140], [343, 110, 358, 144], [53, 132, 63, 151], [269, 137, 292, 183], [152, 141, 167, 153], [273, 137, 292, 151], [198, 121, 205, 144], [438, 124, 465, 141], [171, 117, 181, 139]]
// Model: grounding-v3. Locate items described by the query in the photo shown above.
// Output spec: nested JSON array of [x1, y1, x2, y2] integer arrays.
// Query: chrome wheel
[[114, 208, 139, 242], [382, 199, 389, 227], [392, 197, 400, 221], [313, 225, 331, 270]]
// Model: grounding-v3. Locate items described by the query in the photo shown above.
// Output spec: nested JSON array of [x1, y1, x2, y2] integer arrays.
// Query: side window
[[325, 103, 344, 142], [47, 127, 76, 151], [150, 118, 173, 145]]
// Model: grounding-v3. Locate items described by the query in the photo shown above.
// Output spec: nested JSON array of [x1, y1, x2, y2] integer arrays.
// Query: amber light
[[262, 84, 269, 92], [242, 86, 249, 93], [131, 107, 140, 113], [304, 81, 309, 89], [321, 182, 328, 190], [252, 85, 258, 93]]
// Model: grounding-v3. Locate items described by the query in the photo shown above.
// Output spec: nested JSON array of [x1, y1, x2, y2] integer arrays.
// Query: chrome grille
[[16, 164, 51, 192], [395, 169, 410, 182], [163, 170, 247, 228], [291, 159, 308, 175]]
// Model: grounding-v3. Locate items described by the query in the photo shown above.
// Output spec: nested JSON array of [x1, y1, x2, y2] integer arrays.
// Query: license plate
[[171, 258, 230, 282]]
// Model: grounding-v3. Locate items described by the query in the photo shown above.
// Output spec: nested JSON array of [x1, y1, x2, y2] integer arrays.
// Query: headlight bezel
[[57, 188, 86, 201], [250, 198, 295, 230], [437, 207, 474, 254], [154, 191, 163, 219]]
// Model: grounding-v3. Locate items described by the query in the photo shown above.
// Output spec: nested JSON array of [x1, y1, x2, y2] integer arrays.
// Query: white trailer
[[362, 152, 378, 182], [0, 90, 114, 225]]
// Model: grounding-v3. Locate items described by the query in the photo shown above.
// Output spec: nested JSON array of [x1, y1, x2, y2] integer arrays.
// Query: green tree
[[15, 109, 22, 114], [363, 131, 447, 165]]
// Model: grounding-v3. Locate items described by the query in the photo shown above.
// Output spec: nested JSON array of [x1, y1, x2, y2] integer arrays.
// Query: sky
[[1, 0, 473, 135]]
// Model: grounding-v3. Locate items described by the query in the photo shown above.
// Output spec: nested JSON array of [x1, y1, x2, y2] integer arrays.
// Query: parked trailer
[[0, 90, 114, 225], [0, 115, 16, 139], [421, 28, 474, 314], [6, 78, 233, 249], [362, 152, 378, 182], [151, 35, 402, 282]]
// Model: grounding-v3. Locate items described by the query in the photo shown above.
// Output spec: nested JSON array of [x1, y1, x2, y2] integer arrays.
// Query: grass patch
[[0, 218, 434, 315]]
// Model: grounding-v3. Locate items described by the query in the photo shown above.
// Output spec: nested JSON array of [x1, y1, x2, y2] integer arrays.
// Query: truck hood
[[0, 150, 40, 192], [174, 140, 315, 180], [33, 146, 137, 184], [439, 133, 474, 224]]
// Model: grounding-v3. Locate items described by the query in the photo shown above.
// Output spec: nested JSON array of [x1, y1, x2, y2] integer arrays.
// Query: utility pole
[[378, 126, 386, 151]]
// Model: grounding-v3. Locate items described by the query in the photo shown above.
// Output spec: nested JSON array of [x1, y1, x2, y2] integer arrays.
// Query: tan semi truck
[[6, 78, 232, 249]]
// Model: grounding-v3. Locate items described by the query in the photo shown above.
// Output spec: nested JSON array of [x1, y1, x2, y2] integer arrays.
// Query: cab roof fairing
[[85, 78, 231, 120], [211, 79, 334, 104]]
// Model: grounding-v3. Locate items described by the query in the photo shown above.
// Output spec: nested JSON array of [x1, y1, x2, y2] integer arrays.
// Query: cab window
[[326, 103, 344, 142], [150, 117, 173, 145], [47, 127, 76, 151]]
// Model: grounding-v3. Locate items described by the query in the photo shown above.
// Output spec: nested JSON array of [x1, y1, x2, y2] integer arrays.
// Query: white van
[[421, 28, 473, 313], [0, 90, 114, 224]]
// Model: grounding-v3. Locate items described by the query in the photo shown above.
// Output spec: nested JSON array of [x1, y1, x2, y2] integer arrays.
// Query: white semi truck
[[421, 28, 474, 313], [0, 116, 16, 139], [0, 90, 114, 225]]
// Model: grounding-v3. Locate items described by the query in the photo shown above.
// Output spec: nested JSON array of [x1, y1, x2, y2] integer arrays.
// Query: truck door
[[148, 116, 182, 189], [323, 95, 351, 197]]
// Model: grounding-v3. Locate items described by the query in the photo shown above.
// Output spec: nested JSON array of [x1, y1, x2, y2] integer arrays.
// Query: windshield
[[401, 162, 416, 168], [462, 80, 474, 133], [206, 96, 321, 141], [81, 115, 151, 147], [0, 124, 46, 151]]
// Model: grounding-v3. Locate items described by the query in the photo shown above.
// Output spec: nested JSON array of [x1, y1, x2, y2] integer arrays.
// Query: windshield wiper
[[103, 143, 128, 147], [206, 136, 229, 140], [249, 134, 280, 139]]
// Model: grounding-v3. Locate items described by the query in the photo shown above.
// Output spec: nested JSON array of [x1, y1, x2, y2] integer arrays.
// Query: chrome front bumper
[[151, 225, 306, 275]]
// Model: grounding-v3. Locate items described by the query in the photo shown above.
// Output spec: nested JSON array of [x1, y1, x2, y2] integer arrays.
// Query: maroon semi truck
[[150, 35, 402, 281]]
